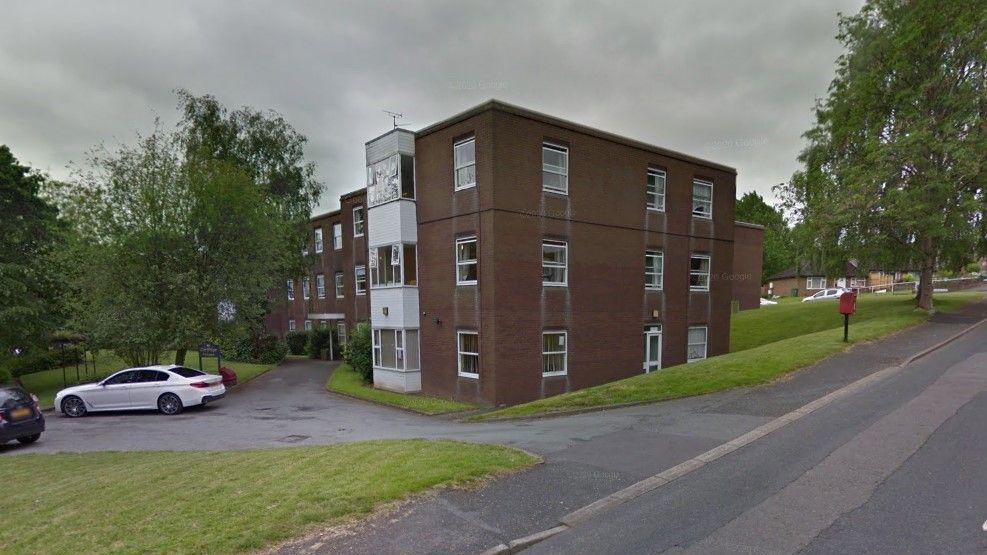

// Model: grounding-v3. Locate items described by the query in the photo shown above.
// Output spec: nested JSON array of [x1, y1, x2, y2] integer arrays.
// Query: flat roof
[[735, 220, 765, 230], [415, 99, 737, 174]]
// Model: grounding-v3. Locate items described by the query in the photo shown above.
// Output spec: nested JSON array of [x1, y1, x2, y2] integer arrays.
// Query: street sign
[[199, 342, 221, 358]]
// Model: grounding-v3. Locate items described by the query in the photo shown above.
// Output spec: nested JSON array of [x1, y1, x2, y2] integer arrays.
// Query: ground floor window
[[542, 331, 567, 376], [687, 326, 707, 362], [337, 322, 347, 345], [288, 319, 296, 331], [304, 320, 313, 331], [372, 328, 420, 371], [457, 331, 479, 378], [806, 276, 826, 289], [644, 325, 662, 372]]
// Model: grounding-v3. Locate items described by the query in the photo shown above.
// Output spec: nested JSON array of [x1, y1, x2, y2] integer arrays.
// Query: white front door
[[644, 326, 662, 373]]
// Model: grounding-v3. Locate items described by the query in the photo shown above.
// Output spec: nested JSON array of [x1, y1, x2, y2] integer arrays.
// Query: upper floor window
[[333, 223, 342, 250], [314, 228, 324, 253], [542, 331, 568, 376], [316, 273, 326, 299], [334, 273, 344, 298], [302, 277, 311, 300], [647, 169, 666, 211], [456, 236, 478, 285], [687, 326, 708, 362], [454, 137, 476, 190], [690, 254, 711, 291], [353, 206, 365, 237], [288, 319, 296, 332], [355, 265, 367, 295], [807, 277, 826, 289], [457, 331, 479, 378], [542, 143, 568, 194], [286, 279, 295, 301], [645, 251, 663, 290], [370, 243, 417, 287], [542, 240, 568, 286], [692, 179, 713, 218]]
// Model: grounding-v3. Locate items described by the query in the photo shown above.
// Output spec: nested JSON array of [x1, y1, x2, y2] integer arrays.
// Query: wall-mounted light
[[434, 316, 442, 325], [382, 307, 389, 316], [652, 309, 660, 319]]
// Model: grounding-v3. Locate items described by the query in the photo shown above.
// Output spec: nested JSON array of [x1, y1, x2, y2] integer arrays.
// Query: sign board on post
[[839, 291, 857, 342], [198, 342, 222, 372]]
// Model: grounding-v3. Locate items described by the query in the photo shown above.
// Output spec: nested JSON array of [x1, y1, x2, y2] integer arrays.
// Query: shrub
[[306, 327, 333, 359], [0, 365, 11, 384], [6, 348, 84, 378], [344, 322, 373, 382], [285, 331, 308, 355], [218, 332, 286, 364]]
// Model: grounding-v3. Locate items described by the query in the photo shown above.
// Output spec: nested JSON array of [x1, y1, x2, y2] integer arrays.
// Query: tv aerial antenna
[[383, 110, 409, 129]]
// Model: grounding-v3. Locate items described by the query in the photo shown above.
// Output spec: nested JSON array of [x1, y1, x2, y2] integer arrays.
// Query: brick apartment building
[[267, 100, 762, 406]]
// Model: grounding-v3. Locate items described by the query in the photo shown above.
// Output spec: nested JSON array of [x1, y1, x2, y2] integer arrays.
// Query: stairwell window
[[542, 331, 568, 376], [286, 279, 295, 301], [316, 273, 326, 299], [454, 137, 476, 190], [333, 223, 343, 250], [314, 228, 324, 253], [288, 319, 296, 332], [646, 251, 663, 290], [687, 326, 708, 362], [353, 206, 365, 237], [647, 169, 666, 211], [302, 277, 311, 300], [355, 265, 366, 295], [335, 272, 344, 298], [370, 243, 417, 287], [692, 179, 713, 218], [542, 240, 568, 286], [542, 143, 568, 194], [690, 254, 711, 291], [456, 236, 478, 285], [457, 331, 479, 378]]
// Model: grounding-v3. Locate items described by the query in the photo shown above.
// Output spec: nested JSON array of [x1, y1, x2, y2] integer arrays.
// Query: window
[[104, 371, 139, 385], [644, 325, 662, 373], [647, 169, 666, 211], [286, 279, 295, 301], [687, 326, 708, 362], [692, 179, 713, 218], [370, 243, 417, 287], [304, 320, 313, 331], [373, 329, 420, 371], [457, 331, 479, 378], [645, 251, 663, 290], [542, 331, 567, 376], [806, 277, 826, 289], [314, 228, 323, 253], [454, 137, 476, 190], [337, 322, 347, 345], [335, 273, 344, 298], [333, 223, 342, 250], [542, 143, 568, 194], [355, 265, 366, 295], [353, 206, 365, 237], [542, 240, 568, 286], [302, 277, 311, 300], [316, 273, 326, 299], [850, 278, 867, 289], [171, 367, 205, 378], [288, 319, 296, 332], [690, 254, 711, 291], [456, 237, 478, 285]]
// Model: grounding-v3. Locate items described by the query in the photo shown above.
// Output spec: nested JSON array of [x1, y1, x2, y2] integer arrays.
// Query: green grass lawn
[[19, 351, 276, 410], [475, 291, 984, 421], [0, 439, 536, 554], [328, 363, 476, 415]]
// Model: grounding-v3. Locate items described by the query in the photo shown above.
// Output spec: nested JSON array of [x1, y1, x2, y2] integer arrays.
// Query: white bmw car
[[55, 365, 226, 417]]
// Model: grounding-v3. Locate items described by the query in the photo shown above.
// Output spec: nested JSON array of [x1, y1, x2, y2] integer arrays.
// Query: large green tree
[[780, 0, 986, 310], [735, 191, 796, 278]]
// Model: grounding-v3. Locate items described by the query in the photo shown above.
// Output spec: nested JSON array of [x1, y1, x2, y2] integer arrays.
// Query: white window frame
[[453, 137, 476, 190], [286, 278, 295, 301], [850, 278, 867, 289], [335, 272, 344, 298], [645, 250, 664, 290], [353, 206, 365, 237], [542, 330, 568, 377], [304, 320, 313, 331], [690, 254, 711, 291], [692, 179, 713, 218], [457, 330, 479, 378], [337, 322, 347, 345], [313, 228, 323, 253], [332, 222, 342, 250], [647, 168, 666, 211], [369, 242, 417, 288], [355, 265, 366, 295], [806, 277, 827, 290], [687, 325, 708, 362], [644, 325, 662, 373], [302, 277, 311, 300], [455, 236, 478, 285], [315, 273, 326, 299], [288, 319, 296, 332], [542, 240, 568, 287], [542, 143, 568, 194]]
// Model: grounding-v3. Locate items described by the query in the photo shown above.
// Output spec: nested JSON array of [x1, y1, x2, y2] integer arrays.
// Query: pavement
[[5, 297, 986, 554]]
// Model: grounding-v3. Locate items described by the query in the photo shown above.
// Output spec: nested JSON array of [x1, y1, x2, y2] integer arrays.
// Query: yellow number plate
[[11, 407, 32, 419]]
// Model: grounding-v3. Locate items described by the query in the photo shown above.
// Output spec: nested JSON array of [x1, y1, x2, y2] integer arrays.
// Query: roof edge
[[734, 220, 765, 230]]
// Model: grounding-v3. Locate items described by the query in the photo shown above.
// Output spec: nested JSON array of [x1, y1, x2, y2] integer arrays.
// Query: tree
[[779, 0, 986, 310], [735, 191, 796, 278], [0, 146, 62, 369]]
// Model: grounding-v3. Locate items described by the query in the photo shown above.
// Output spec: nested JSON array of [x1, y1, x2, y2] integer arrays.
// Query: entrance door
[[644, 325, 662, 373]]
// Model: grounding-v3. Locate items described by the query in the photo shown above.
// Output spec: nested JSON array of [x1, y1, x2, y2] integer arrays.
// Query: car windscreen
[[171, 367, 206, 378], [0, 388, 32, 408]]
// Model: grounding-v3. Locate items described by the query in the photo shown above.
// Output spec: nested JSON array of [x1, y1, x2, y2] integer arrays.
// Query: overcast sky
[[0, 0, 862, 215]]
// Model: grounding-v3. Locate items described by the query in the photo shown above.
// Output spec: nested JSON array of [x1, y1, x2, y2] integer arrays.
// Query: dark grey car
[[0, 385, 44, 445]]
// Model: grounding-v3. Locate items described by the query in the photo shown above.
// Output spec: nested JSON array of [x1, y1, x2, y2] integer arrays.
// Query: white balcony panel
[[367, 199, 418, 247], [370, 287, 420, 329]]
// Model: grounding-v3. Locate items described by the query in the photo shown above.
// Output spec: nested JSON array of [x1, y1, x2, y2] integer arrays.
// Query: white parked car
[[55, 365, 226, 417], [802, 288, 849, 302]]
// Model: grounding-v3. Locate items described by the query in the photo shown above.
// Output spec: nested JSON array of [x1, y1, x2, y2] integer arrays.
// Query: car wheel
[[158, 393, 183, 415], [62, 396, 87, 418], [17, 434, 41, 445]]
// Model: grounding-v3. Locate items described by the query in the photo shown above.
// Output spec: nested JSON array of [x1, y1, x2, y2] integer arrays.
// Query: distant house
[[762, 260, 867, 298]]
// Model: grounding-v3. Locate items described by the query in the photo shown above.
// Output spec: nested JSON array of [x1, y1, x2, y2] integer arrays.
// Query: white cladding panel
[[366, 129, 415, 165], [373, 367, 421, 392], [367, 199, 418, 246], [369, 287, 420, 329]]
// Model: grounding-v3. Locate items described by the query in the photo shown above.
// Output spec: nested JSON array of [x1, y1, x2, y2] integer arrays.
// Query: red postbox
[[839, 291, 857, 315]]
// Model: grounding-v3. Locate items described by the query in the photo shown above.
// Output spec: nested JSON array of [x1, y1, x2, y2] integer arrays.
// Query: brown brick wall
[[732, 223, 764, 310]]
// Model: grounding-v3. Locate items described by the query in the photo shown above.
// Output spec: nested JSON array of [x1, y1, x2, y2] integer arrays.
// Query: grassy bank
[[19, 351, 275, 409], [475, 291, 983, 421], [328, 363, 476, 414], [0, 440, 536, 554]]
